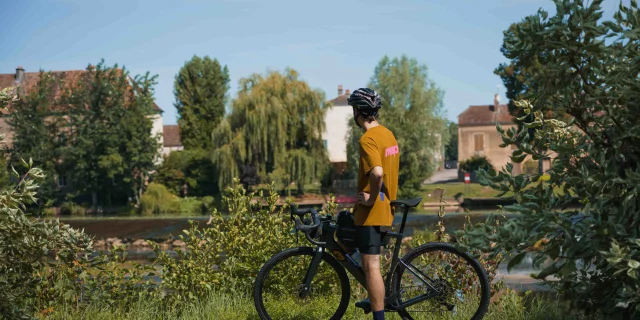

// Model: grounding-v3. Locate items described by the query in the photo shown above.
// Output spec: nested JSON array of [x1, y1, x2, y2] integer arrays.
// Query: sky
[[0, 0, 628, 125]]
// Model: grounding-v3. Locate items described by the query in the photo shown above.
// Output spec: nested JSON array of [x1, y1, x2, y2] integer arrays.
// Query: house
[[162, 125, 183, 156], [0, 66, 165, 164], [457, 94, 519, 175], [322, 85, 352, 173], [457, 94, 555, 176]]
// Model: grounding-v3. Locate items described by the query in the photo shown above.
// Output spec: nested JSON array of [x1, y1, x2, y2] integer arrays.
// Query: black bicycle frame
[[304, 205, 441, 310]]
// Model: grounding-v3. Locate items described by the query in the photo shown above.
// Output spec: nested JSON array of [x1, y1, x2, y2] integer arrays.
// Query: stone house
[[457, 94, 553, 177], [457, 95, 519, 175]]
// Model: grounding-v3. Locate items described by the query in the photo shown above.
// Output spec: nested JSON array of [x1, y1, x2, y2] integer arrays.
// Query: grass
[[422, 182, 575, 202], [45, 289, 602, 320]]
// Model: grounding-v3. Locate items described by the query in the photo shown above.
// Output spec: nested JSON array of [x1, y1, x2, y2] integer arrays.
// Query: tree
[[346, 55, 448, 198], [174, 55, 230, 150], [154, 149, 216, 197], [62, 61, 161, 207], [494, 20, 572, 124], [6, 71, 67, 205], [211, 68, 329, 194], [444, 120, 458, 161], [458, 1, 640, 317]]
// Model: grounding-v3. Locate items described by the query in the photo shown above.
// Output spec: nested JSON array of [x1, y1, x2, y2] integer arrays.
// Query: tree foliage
[[445, 120, 458, 161], [6, 71, 67, 205], [458, 155, 493, 173], [211, 68, 330, 193], [347, 55, 448, 198], [62, 61, 161, 207], [458, 1, 640, 317], [154, 149, 217, 197], [174, 55, 230, 150]]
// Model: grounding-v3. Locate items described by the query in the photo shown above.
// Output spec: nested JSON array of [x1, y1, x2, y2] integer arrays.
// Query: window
[[323, 139, 328, 149], [57, 175, 67, 187], [473, 134, 484, 151]]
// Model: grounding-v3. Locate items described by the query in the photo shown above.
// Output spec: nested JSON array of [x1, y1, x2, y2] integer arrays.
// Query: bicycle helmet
[[348, 88, 381, 116]]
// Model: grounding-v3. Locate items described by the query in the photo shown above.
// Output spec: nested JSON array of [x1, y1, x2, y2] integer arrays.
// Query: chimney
[[345, 89, 350, 96], [15, 66, 24, 83], [338, 85, 343, 96]]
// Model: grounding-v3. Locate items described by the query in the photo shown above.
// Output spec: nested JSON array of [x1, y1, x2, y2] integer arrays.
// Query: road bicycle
[[253, 198, 490, 319]]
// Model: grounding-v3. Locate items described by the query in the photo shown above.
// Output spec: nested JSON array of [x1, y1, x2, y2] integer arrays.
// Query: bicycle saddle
[[390, 198, 422, 208]]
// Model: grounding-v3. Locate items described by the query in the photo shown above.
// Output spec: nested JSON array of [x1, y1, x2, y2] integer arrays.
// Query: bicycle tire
[[392, 242, 491, 320], [253, 246, 351, 320]]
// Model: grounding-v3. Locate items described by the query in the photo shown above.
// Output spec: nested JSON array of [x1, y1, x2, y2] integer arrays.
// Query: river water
[[59, 211, 554, 293]]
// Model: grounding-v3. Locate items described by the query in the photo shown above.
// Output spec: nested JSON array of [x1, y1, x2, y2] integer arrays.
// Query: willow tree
[[347, 55, 448, 198], [212, 68, 329, 194]]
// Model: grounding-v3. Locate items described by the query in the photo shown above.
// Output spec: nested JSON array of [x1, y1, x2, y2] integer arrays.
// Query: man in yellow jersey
[[348, 88, 400, 320]]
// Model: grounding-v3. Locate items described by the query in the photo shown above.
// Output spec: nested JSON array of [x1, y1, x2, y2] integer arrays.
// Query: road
[[424, 168, 459, 184]]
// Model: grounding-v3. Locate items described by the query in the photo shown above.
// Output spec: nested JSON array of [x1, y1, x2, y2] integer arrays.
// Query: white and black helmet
[[347, 88, 381, 116]]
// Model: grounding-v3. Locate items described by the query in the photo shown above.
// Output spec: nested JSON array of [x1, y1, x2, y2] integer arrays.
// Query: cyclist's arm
[[367, 166, 383, 204], [360, 136, 383, 206]]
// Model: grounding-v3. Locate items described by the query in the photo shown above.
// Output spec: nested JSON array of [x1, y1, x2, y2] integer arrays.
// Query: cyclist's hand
[[357, 192, 375, 206]]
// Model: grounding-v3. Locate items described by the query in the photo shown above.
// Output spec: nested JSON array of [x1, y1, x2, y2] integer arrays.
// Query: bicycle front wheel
[[253, 246, 351, 320], [392, 242, 490, 320]]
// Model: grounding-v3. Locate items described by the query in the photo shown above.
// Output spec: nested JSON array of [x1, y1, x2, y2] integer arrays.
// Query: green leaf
[[507, 252, 528, 272], [628, 260, 640, 269]]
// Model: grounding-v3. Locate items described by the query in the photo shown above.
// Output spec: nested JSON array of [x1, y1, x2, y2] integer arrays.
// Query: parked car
[[444, 160, 458, 169]]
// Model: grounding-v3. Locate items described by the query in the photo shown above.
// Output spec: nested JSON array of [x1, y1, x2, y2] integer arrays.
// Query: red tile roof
[[163, 125, 181, 147], [0, 68, 163, 114], [458, 104, 513, 126]]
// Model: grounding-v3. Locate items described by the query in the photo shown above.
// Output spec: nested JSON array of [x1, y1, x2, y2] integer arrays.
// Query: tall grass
[[46, 289, 601, 320]]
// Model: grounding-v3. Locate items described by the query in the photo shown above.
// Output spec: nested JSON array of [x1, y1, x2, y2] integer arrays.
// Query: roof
[[0, 68, 163, 114], [163, 125, 182, 147], [328, 94, 349, 106], [458, 104, 513, 126]]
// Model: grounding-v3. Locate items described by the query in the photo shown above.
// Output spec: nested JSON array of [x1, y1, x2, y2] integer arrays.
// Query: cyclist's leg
[[356, 226, 385, 318]]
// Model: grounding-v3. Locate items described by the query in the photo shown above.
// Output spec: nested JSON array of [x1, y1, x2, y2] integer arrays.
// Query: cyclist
[[347, 88, 400, 320]]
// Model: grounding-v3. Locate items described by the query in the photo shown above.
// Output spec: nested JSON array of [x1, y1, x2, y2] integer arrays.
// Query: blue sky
[[0, 0, 627, 125]]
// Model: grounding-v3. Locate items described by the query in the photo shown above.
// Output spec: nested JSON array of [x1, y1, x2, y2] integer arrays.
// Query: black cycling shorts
[[355, 226, 382, 255]]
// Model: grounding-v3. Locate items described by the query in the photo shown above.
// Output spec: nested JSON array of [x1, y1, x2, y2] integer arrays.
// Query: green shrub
[[0, 160, 95, 318], [176, 197, 204, 215], [60, 201, 85, 216], [459, 155, 494, 173], [154, 149, 217, 197], [139, 182, 180, 215], [149, 179, 339, 303], [459, 1, 640, 316]]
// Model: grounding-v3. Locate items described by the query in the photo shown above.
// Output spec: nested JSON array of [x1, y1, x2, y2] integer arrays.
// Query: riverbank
[[56, 211, 556, 295]]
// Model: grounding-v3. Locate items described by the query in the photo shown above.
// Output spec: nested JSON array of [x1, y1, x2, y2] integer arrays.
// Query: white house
[[322, 85, 353, 173]]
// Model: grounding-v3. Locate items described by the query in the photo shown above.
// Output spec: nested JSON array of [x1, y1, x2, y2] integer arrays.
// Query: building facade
[[457, 95, 519, 174], [322, 85, 352, 173]]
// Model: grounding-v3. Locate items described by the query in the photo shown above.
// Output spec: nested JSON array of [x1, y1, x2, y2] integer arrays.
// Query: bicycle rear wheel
[[253, 246, 351, 320], [392, 242, 490, 320]]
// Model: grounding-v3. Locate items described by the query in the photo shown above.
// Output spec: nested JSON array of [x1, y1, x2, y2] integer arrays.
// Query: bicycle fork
[[299, 247, 324, 298]]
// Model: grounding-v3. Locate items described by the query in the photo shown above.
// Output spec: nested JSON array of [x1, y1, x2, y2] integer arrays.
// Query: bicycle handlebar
[[290, 205, 326, 246]]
